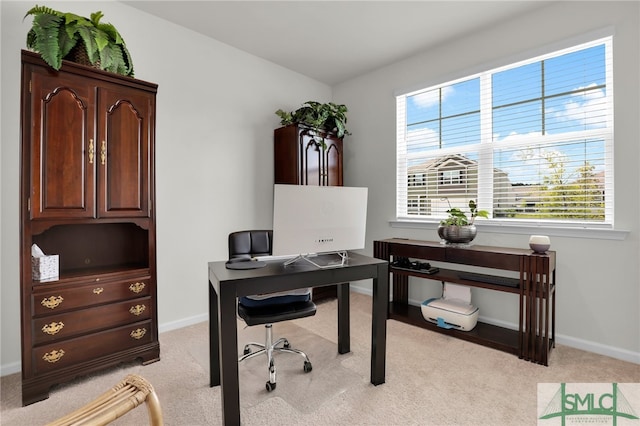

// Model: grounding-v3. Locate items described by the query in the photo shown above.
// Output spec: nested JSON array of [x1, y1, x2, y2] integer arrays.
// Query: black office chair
[[229, 230, 316, 391]]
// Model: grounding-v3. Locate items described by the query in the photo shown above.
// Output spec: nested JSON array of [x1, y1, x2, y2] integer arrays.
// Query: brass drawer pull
[[93, 287, 104, 295], [130, 328, 147, 340], [41, 296, 64, 309], [129, 305, 146, 316], [43, 349, 65, 363], [42, 322, 64, 335], [129, 282, 145, 294]]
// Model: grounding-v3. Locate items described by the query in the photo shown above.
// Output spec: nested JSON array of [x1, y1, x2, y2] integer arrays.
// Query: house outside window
[[396, 36, 613, 226]]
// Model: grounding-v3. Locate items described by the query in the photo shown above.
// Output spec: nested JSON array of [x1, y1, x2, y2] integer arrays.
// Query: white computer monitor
[[272, 184, 368, 263]]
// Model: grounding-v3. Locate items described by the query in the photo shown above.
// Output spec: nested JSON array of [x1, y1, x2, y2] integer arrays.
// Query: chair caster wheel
[[283, 340, 290, 349], [266, 381, 276, 392], [243, 346, 251, 355], [303, 361, 312, 373]]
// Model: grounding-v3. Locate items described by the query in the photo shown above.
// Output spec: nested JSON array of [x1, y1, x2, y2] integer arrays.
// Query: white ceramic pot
[[529, 235, 551, 253]]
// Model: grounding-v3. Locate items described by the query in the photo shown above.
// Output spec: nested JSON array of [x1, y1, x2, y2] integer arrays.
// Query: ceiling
[[123, 1, 551, 86]]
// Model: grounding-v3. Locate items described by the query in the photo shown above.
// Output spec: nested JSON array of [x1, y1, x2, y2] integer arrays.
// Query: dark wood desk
[[208, 252, 389, 426]]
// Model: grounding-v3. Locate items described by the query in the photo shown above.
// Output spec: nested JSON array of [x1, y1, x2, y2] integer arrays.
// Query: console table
[[374, 238, 555, 365]]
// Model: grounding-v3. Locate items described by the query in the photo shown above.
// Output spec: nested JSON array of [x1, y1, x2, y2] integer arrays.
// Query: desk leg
[[337, 282, 350, 354], [219, 287, 240, 426], [371, 262, 388, 386], [209, 281, 220, 387]]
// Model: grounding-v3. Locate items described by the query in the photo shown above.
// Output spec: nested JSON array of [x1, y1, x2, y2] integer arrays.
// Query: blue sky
[[404, 42, 608, 186]]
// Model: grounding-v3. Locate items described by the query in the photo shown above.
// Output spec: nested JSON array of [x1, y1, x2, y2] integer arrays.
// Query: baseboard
[[158, 313, 208, 334], [1, 361, 21, 377], [350, 285, 640, 365]]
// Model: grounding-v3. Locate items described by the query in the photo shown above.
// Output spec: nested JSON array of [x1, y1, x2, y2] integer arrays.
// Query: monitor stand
[[283, 251, 348, 269]]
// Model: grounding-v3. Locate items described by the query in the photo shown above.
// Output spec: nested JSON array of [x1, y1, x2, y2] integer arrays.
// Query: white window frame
[[393, 35, 627, 240]]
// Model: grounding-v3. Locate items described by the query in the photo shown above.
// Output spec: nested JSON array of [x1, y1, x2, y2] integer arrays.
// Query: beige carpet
[[1, 292, 638, 425]]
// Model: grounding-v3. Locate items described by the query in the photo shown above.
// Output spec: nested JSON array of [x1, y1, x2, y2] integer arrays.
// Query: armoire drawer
[[33, 320, 154, 374], [32, 297, 152, 345], [33, 277, 151, 316]]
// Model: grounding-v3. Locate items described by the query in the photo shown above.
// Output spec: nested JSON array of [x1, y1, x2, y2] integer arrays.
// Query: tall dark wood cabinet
[[19, 50, 159, 406], [274, 124, 343, 187], [274, 124, 344, 300]]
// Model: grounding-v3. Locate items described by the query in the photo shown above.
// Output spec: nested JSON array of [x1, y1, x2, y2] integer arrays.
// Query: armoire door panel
[[302, 138, 322, 186], [324, 141, 343, 187], [97, 87, 151, 218], [29, 70, 95, 219]]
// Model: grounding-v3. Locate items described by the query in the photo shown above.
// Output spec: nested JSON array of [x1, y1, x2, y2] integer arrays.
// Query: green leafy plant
[[24, 5, 134, 77], [275, 101, 351, 141], [440, 199, 489, 226]]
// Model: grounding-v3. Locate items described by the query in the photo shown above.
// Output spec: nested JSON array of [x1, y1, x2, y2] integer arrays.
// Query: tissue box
[[32, 254, 59, 282]]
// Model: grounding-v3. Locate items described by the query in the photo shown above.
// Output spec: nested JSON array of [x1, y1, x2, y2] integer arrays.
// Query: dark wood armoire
[[19, 50, 160, 405], [274, 123, 344, 301]]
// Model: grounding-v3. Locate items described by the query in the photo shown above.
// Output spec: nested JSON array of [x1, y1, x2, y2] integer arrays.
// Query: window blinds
[[396, 36, 613, 225]]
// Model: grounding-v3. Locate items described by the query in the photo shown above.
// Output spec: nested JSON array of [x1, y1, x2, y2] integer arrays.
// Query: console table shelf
[[388, 301, 520, 355], [389, 266, 521, 294], [374, 238, 556, 365]]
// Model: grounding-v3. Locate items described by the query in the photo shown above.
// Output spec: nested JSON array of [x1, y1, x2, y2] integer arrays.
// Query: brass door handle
[[88, 139, 94, 164], [100, 140, 106, 165]]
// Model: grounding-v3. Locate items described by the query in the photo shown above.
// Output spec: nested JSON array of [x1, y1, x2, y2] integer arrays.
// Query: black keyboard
[[457, 271, 519, 288]]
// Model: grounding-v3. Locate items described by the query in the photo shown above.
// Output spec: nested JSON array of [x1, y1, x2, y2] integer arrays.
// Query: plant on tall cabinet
[[24, 5, 134, 76], [275, 101, 350, 147], [438, 199, 489, 244]]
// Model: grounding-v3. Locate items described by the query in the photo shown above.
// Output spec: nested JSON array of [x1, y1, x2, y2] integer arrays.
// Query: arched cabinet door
[[323, 137, 343, 187], [28, 67, 96, 220], [97, 86, 154, 218]]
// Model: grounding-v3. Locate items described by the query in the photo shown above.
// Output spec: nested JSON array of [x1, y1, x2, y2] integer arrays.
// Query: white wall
[[0, 1, 331, 375], [336, 1, 639, 363], [1, 1, 638, 377]]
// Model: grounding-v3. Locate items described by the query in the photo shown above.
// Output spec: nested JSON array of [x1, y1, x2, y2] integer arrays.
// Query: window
[[396, 37, 613, 226]]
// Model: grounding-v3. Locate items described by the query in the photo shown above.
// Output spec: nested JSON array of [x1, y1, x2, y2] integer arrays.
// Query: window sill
[[389, 220, 630, 241]]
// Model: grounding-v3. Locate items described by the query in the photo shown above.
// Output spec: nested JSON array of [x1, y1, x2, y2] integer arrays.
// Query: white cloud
[[550, 84, 606, 128], [411, 86, 454, 109]]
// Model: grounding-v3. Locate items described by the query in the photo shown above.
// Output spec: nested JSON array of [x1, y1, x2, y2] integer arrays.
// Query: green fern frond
[[99, 43, 124, 74], [89, 11, 104, 26], [29, 14, 64, 69], [120, 43, 135, 76], [24, 5, 63, 20]]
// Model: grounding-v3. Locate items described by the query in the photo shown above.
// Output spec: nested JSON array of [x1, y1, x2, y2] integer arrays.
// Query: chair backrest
[[228, 230, 272, 259]]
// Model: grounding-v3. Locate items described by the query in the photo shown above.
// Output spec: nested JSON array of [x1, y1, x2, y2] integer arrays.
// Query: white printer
[[421, 283, 479, 331]]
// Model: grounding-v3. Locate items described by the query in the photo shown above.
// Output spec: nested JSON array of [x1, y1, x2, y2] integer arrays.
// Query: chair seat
[[238, 300, 317, 326]]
